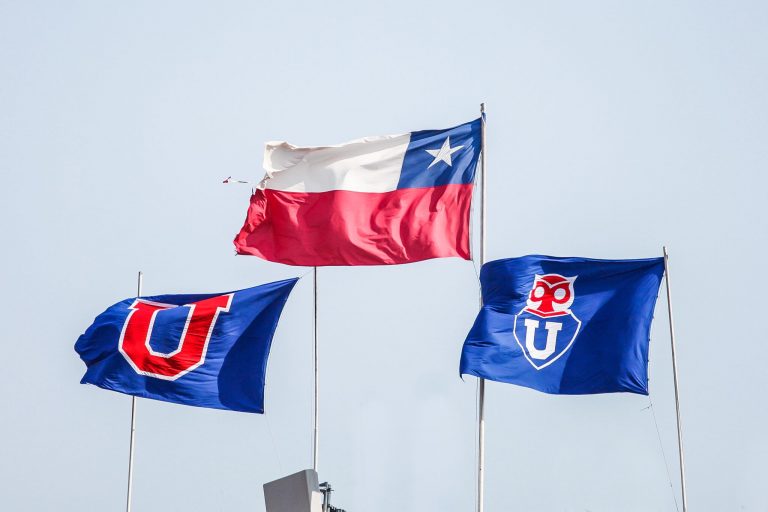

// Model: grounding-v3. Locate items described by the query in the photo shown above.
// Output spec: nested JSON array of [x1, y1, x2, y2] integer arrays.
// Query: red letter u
[[119, 294, 233, 380]]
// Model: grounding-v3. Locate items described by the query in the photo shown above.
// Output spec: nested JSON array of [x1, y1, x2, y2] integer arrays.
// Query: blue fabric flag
[[75, 278, 298, 413], [460, 256, 665, 395]]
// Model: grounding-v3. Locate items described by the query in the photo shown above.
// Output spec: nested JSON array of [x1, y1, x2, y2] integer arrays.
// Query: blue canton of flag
[[75, 278, 297, 413], [396, 118, 482, 189], [460, 256, 665, 395]]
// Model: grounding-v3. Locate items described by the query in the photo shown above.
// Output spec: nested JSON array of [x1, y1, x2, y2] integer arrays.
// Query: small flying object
[[223, 176, 250, 184]]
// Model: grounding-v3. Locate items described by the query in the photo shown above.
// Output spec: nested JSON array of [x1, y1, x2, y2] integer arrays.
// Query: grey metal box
[[263, 469, 323, 512]]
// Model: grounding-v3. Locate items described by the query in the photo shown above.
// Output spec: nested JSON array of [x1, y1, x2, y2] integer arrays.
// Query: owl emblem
[[525, 274, 577, 318]]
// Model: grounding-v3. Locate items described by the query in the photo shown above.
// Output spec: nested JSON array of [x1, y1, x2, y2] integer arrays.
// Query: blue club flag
[[75, 278, 298, 413], [460, 256, 665, 395]]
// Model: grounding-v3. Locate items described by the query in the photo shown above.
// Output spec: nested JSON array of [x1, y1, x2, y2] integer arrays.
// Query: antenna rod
[[313, 267, 319, 472], [663, 247, 688, 512], [477, 102, 487, 512], [126, 271, 142, 512]]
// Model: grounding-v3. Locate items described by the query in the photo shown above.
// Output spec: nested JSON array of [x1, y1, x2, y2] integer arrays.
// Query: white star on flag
[[425, 137, 464, 169]]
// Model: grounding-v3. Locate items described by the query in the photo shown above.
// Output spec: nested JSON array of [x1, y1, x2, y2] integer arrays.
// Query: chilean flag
[[234, 118, 482, 266]]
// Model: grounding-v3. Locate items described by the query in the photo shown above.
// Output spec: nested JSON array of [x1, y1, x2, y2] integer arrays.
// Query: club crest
[[513, 274, 582, 370]]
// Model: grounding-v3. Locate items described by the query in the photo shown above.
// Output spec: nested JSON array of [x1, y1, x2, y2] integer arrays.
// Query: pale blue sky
[[1, 1, 766, 511]]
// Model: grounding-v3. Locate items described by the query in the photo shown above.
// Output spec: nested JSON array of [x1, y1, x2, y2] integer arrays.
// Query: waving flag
[[234, 118, 482, 266], [460, 256, 665, 395], [75, 279, 297, 413]]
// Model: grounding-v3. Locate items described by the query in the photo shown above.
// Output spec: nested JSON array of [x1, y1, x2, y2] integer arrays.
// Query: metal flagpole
[[126, 271, 142, 512], [477, 103, 487, 512], [313, 266, 319, 472], [662, 247, 688, 512]]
